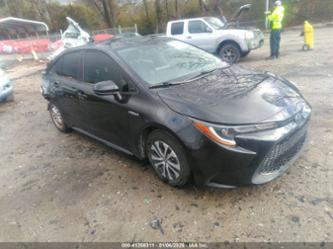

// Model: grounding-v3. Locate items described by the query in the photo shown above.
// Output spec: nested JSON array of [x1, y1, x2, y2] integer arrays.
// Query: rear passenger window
[[171, 22, 184, 35], [55, 52, 81, 80]]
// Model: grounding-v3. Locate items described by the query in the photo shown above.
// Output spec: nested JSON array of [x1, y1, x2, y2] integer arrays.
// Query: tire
[[5, 92, 14, 102], [219, 43, 241, 64], [302, 44, 310, 51], [49, 103, 71, 133], [146, 130, 191, 187], [241, 50, 251, 58]]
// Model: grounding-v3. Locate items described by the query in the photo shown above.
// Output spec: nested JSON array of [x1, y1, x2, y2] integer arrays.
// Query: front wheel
[[146, 130, 191, 187], [219, 43, 241, 64]]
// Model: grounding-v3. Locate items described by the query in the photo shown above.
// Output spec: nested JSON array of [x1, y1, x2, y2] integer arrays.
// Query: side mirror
[[94, 80, 120, 96], [206, 27, 213, 33]]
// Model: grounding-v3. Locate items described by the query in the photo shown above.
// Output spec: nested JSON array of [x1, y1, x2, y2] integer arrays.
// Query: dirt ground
[[0, 26, 332, 243]]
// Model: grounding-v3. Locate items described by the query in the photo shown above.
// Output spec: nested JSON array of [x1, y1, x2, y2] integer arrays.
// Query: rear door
[[48, 51, 83, 127], [169, 21, 186, 40]]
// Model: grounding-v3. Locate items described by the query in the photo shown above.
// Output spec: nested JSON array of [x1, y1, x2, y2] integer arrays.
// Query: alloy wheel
[[150, 141, 181, 181], [221, 47, 237, 63], [50, 105, 64, 129]]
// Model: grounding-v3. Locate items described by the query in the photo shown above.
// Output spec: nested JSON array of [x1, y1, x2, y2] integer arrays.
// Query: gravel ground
[[0, 27, 332, 243]]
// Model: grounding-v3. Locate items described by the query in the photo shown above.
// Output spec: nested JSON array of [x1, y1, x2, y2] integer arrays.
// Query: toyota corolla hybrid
[[41, 36, 311, 188]]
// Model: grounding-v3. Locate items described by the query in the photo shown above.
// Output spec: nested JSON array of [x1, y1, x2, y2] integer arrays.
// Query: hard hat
[[274, 0, 282, 6]]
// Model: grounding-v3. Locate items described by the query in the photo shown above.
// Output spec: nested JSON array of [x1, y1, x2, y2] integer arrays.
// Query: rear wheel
[[219, 43, 241, 64], [49, 103, 71, 133], [6, 92, 14, 101], [146, 130, 191, 187]]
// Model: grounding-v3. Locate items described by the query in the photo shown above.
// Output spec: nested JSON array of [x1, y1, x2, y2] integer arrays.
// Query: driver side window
[[83, 50, 130, 92], [188, 20, 211, 34]]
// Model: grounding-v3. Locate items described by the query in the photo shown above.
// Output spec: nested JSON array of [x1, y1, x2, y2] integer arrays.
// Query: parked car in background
[[48, 17, 91, 61], [166, 5, 264, 63], [0, 68, 13, 102], [41, 36, 311, 188]]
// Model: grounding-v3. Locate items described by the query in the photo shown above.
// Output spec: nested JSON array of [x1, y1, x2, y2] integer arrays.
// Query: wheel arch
[[136, 123, 188, 160], [216, 39, 242, 54]]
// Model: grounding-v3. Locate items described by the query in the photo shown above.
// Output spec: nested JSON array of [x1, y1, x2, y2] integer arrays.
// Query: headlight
[[245, 31, 255, 40], [193, 121, 278, 147]]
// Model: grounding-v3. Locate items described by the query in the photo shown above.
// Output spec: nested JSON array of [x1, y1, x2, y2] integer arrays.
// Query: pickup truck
[[166, 6, 264, 63]]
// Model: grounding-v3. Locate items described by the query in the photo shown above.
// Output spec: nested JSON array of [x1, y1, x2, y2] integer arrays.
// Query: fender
[[215, 30, 249, 53]]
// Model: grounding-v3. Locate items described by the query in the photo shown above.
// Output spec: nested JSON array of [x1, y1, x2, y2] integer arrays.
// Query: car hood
[[230, 4, 252, 22], [157, 65, 306, 125]]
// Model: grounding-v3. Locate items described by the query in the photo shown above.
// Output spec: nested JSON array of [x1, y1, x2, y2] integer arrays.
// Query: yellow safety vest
[[268, 6, 285, 30]]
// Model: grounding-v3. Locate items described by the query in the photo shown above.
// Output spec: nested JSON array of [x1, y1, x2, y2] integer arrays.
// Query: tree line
[[0, 0, 332, 35]]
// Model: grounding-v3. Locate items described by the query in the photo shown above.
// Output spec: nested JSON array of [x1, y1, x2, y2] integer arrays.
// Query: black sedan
[[41, 36, 311, 188]]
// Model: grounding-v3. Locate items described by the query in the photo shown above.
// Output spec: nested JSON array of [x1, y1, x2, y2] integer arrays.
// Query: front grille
[[258, 128, 307, 175]]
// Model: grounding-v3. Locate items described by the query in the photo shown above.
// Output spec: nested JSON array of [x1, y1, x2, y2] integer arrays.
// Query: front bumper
[[247, 30, 264, 50], [0, 85, 13, 102], [188, 118, 310, 187]]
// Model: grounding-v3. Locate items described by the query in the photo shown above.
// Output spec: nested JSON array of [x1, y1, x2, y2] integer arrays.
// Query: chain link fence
[[0, 25, 137, 64], [92, 25, 138, 36]]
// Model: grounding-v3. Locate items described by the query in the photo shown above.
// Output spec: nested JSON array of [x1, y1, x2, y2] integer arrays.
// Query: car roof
[[168, 17, 214, 23], [48, 35, 175, 69], [68, 36, 173, 55]]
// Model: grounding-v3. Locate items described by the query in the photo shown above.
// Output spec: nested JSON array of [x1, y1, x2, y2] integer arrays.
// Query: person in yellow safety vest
[[265, 0, 285, 59]]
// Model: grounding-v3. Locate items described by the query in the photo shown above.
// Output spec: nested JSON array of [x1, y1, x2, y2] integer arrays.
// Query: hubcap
[[51, 105, 64, 129], [150, 141, 181, 181]]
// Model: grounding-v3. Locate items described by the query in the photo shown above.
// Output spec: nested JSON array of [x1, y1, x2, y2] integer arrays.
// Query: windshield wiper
[[149, 67, 225, 89], [149, 81, 185, 89], [187, 67, 219, 81]]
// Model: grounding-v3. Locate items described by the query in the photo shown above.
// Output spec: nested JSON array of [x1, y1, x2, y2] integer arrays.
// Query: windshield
[[116, 39, 227, 85], [204, 17, 225, 30]]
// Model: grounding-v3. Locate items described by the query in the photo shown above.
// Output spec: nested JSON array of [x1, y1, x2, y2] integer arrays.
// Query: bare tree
[[155, 0, 163, 33], [210, 0, 224, 16], [165, 0, 169, 19], [81, 0, 118, 28], [142, 0, 150, 19], [198, 0, 204, 13], [109, 0, 118, 27], [175, 0, 180, 19]]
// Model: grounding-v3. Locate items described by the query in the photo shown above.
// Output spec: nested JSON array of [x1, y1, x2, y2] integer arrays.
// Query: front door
[[78, 49, 138, 150], [185, 20, 215, 53]]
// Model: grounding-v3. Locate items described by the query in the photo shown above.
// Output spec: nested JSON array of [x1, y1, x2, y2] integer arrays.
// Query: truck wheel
[[219, 43, 241, 64], [241, 51, 251, 58]]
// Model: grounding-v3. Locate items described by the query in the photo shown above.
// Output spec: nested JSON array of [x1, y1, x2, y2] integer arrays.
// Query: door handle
[[187, 36, 192, 39]]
